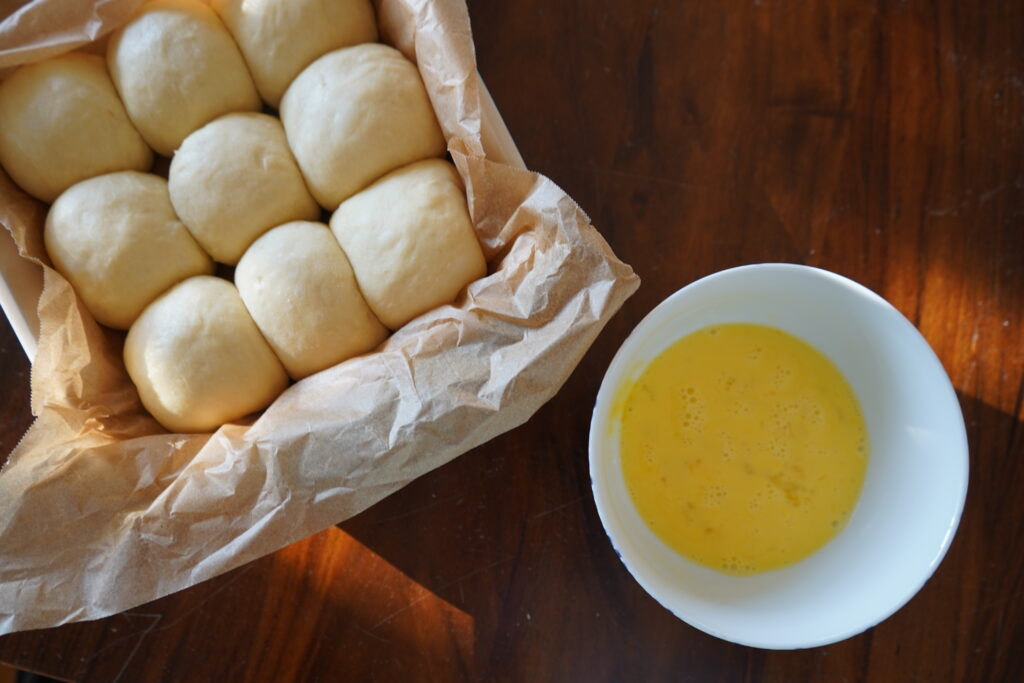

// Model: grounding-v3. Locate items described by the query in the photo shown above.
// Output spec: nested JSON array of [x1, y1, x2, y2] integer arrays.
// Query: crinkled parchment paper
[[0, 0, 639, 634]]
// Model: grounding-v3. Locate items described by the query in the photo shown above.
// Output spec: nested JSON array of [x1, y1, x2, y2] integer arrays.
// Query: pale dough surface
[[44, 171, 214, 330], [124, 275, 289, 433], [212, 0, 377, 107], [0, 53, 152, 203], [107, 0, 261, 156], [329, 159, 486, 329], [280, 43, 446, 209], [169, 113, 319, 265], [236, 221, 388, 379]]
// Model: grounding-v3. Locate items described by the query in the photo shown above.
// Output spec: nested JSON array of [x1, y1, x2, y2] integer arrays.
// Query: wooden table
[[2, 0, 1022, 680]]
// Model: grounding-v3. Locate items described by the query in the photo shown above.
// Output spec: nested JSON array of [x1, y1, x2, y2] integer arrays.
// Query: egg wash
[[616, 323, 869, 576]]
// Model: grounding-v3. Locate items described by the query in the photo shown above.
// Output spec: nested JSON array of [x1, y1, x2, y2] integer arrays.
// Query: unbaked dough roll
[[124, 276, 289, 433], [107, 0, 261, 156], [280, 43, 446, 209], [0, 53, 152, 203], [329, 159, 485, 329], [212, 0, 377, 108], [169, 113, 319, 265], [44, 171, 214, 330], [236, 221, 387, 379]]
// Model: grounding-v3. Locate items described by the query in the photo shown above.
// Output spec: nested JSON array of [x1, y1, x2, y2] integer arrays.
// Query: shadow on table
[[13, 672, 61, 683], [0, 528, 474, 683]]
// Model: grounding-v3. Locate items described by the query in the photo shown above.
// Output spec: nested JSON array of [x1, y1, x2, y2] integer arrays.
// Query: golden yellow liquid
[[617, 323, 869, 576]]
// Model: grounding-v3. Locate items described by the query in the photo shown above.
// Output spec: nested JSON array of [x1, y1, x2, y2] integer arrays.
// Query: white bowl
[[589, 263, 968, 649]]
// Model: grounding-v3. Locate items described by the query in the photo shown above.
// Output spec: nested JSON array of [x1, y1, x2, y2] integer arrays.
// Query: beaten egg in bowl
[[590, 264, 968, 648], [615, 323, 868, 576]]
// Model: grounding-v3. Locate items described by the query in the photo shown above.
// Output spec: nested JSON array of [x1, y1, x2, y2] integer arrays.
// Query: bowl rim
[[588, 262, 969, 649]]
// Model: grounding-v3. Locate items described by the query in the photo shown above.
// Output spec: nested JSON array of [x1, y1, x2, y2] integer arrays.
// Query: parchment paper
[[0, 0, 640, 635]]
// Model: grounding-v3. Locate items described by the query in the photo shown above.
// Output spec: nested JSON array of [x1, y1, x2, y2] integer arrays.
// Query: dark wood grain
[[2, 0, 1023, 680]]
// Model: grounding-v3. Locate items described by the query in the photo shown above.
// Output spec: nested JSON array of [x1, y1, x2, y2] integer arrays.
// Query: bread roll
[[329, 159, 485, 329], [124, 276, 288, 433], [236, 221, 387, 379], [44, 172, 214, 330], [212, 0, 377, 107], [169, 113, 319, 264], [280, 44, 445, 209], [0, 53, 152, 203], [107, 0, 261, 156]]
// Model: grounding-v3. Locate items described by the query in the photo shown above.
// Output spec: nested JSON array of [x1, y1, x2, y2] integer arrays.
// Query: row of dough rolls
[[1, 0, 486, 432], [0, 0, 437, 204]]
